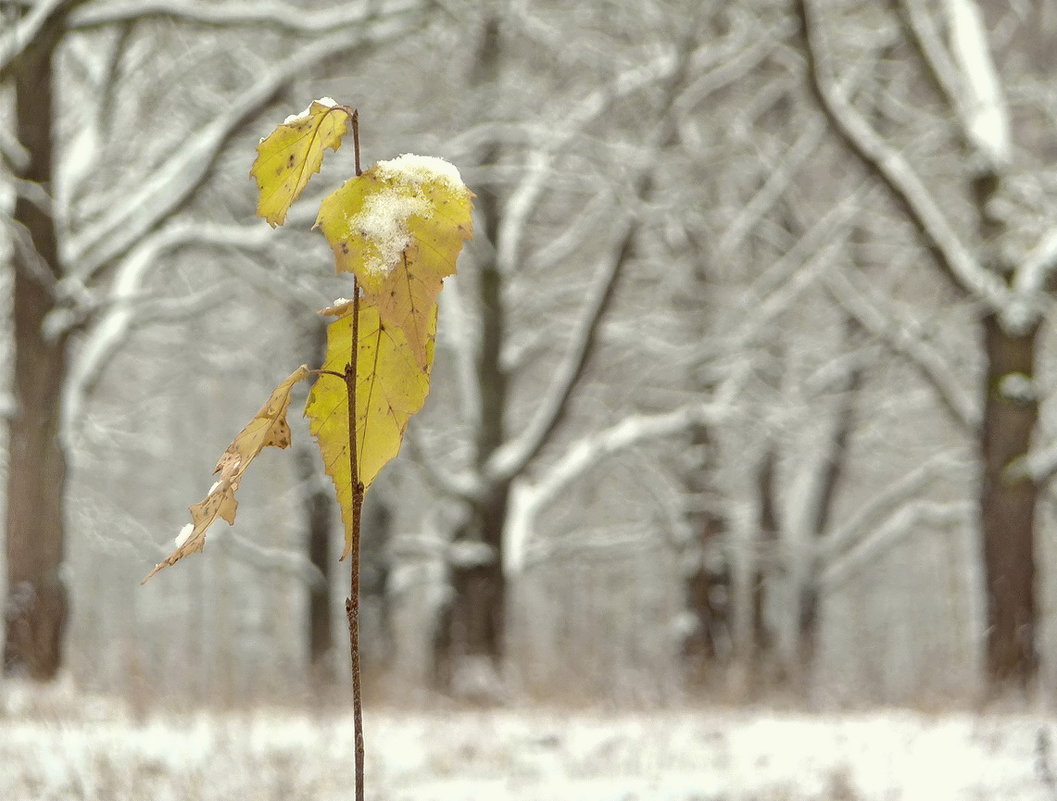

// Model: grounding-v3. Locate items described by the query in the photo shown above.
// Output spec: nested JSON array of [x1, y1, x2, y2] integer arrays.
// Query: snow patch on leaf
[[375, 153, 465, 193], [174, 523, 194, 548], [350, 191, 431, 277], [283, 97, 341, 124]]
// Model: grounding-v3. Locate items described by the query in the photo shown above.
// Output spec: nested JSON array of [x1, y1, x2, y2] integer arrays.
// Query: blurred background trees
[[2, 0, 1057, 706]]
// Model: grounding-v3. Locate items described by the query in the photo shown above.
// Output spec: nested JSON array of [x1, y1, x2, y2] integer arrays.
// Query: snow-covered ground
[[1, 685, 1056, 800]]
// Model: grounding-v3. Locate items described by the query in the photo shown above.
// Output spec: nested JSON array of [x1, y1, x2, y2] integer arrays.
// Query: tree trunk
[[359, 495, 393, 674], [797, 359, 860, 686], [431, 13, 509, 693], [979, 314, 1039, 689], [4, 12, 70, 680], [431, 483, 509, 694], [749, 447, 778, 688], [297, 318, 334, 677], [299, 439, 333, 675]]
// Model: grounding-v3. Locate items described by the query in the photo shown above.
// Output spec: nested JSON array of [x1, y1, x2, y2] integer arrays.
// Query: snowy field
[[2, 686, 1057, 800]]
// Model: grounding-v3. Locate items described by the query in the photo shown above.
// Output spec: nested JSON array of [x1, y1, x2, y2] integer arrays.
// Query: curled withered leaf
[[143, 365, 310, 583]]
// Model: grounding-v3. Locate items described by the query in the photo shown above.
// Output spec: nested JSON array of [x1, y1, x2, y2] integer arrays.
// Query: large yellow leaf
[[251, 98, 355, 227], [315, 154, 473, 369], [305, 301, 435, 558], [143, 365, 310, 582]]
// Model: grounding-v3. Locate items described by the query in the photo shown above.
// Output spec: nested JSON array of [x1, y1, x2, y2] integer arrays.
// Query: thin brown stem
[[351, 109, 361, 177], [344, 283, 366, 801], [313, 369, 345, 380]]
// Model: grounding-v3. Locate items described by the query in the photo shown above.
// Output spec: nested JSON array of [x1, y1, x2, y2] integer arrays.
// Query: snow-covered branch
[[899, 0, 1012, 175], [819, 450, 969, 562], [495, 17, 773, 278], [61, 221, 278, 441], [504, 369, 746, 575], [1011, 435, 1057, 485], [943, 0, 1011, 170], [484, 219, 625, 484], [0, 0, 68, 74], [823, 265, 979, 431], [66, 8, 422, 279], [492, 51, 676, 275], [403, 426, 484, 503], [438, 279, 482, 440], [486, 40, 701, 484], [733, 183, 871, 333], [1013, 229, 1057, 299], [900, 0, 968, 117], [718, 116, 827, 257], [820, 499, 973, 593], [216, 529, 327, 590], [797, 0, 1012, 311], [68, 0, 420, 32]]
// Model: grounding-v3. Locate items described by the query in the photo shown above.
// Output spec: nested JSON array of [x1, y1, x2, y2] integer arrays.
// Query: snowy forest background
[[5, 0, 1057, 767]]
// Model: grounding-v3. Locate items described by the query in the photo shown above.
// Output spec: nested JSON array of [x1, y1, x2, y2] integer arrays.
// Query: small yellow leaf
[[143, 365, 311, 583], [315, 154, 473, 369], [305, 303, 435, 558], [251, 99, 355, 227]]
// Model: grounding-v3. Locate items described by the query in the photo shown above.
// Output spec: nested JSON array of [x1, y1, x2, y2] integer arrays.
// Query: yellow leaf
[[251, 99, 355, 227], [143, 365, 310, 583], [305, 302, 435, 558], [315, 154, 473, 369]]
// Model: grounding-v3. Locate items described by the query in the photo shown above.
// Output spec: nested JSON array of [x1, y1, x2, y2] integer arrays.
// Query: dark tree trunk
[[360, 495, 393, 673], [299, 439, 334, 674], [979, 314, 1039, 688], [797, 359, 860, 685], [431, 483, 509, 691], [749, 447, 778, 687], [431, 14, 509, 692], [297, 318, 335, 675], [429, 213, 509, 689], [4, 10, 70, 680], [679, 422, 731, 688]]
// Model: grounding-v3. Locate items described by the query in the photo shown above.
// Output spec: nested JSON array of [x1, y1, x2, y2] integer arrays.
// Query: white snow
[[0, 692, 1055, 801], [1000, 372, 1036, 404], [374, 153, 465, 193], [282, 103, 313, 125], [945, 0, 1010, 166], [282, 97, 342, 125], [174, 523, 193, 548], [349, 184, 430, 277], [352, 156, 469, 278]]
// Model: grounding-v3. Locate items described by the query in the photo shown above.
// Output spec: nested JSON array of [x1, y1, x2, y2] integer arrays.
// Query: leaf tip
[[141, 563, 165, 584]]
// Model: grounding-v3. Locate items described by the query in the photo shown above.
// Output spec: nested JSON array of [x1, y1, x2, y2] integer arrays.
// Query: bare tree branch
[[504, 366, 748, 575], [820, 499, 973, 593], [942, 0, 1011, 169], [0, 0, 71, 75], [796, 0, 1012, 310], [67, 0, 420, 31], [67, 6, 423, 279], [824, 264, 979, 431], [61, 221, 280, 440], [486, 37, 698, 483], [819, 449, 970, 563], [718, 116, 827, 257], [216, 529, 327, 590]]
